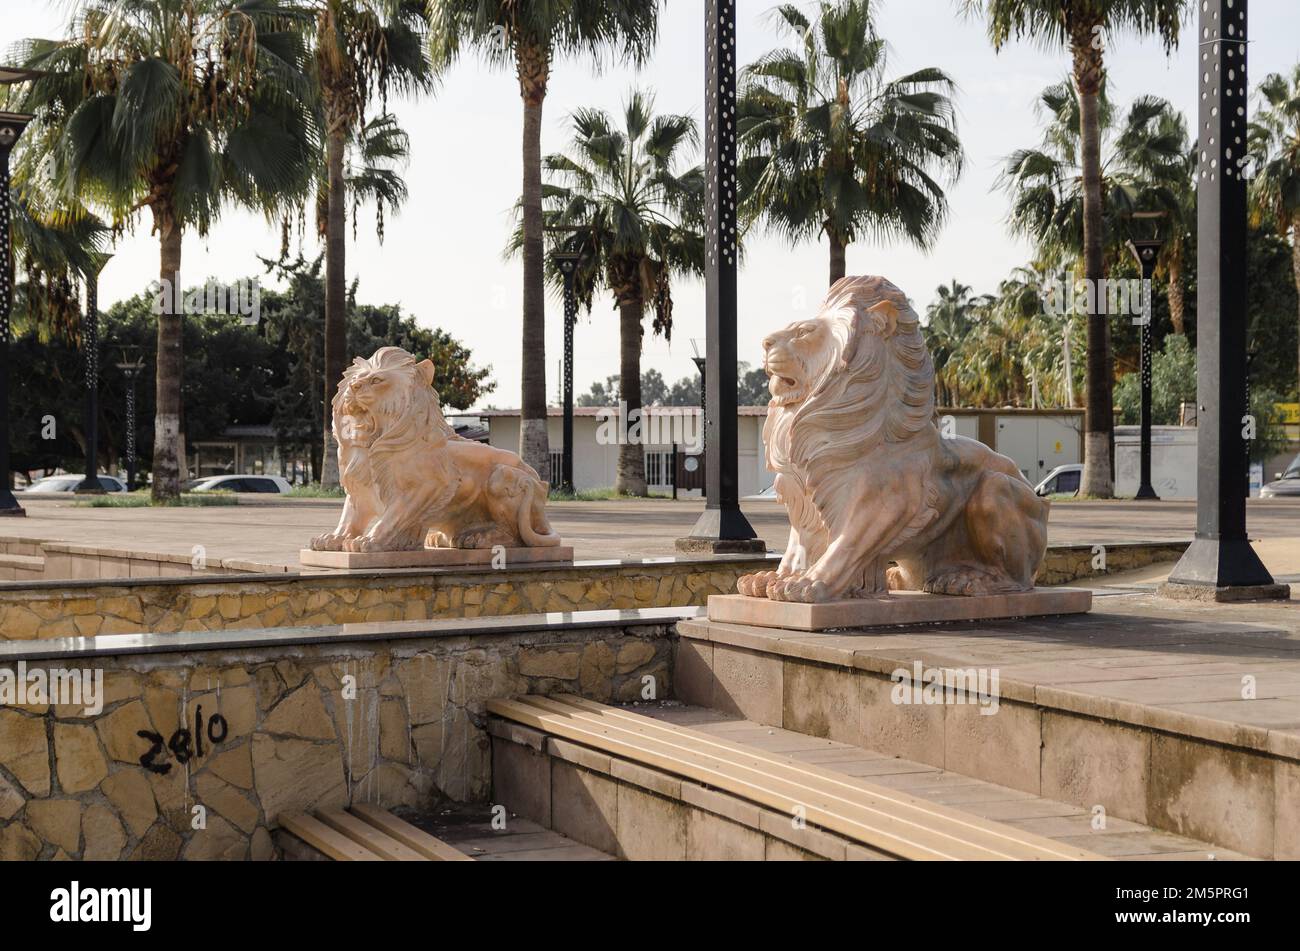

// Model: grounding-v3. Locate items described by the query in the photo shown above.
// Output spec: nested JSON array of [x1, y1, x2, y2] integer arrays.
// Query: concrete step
[[277, 804, 473, 861], [488, 696, 1237, 860], [676, 610, 1300, 858], [0, 553, 44, 583]]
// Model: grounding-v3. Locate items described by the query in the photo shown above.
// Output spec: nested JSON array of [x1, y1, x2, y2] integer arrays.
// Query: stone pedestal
[[300, 546, 574, 571], [706, 587, 1091, 632]]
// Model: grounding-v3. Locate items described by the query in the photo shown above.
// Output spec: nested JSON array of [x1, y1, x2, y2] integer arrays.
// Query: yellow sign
[[1054, 440, 1062, 453], [1277, 403, 1300, 425]]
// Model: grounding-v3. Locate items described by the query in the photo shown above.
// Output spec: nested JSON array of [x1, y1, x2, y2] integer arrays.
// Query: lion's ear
[[416, 359, 436, 386], [864, 299, 899, 338]]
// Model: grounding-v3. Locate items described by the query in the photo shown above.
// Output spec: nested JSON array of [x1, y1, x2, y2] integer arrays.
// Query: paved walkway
[[4, 496, 1298, 573]]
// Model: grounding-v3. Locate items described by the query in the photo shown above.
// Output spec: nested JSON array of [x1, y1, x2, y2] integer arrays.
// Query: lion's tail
[[518, 478, 562, 547]]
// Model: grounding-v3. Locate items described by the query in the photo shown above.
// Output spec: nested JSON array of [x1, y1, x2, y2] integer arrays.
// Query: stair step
[[279, 806, 471, 862], [488, 697, 1252, 861], [639, 705, 1254, 861]]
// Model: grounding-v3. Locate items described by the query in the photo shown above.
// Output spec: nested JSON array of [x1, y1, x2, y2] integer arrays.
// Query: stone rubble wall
[[0, 621, 675, 860], [0, 560, 767, 640]]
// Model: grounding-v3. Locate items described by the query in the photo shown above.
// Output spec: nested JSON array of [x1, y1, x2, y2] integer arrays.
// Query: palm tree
[[1003, 82, 1187, 258], [943, 268, 1082, 409], [1249, 66, 1300, 400], [923, 280, 978, 406], [536, 91, 703, 496], [16, 0, 318, 500], [306, 0, 430, 488], [964, 0, 1188, 498], [427, 0, 662, 483], [738, 0, 963, 286]]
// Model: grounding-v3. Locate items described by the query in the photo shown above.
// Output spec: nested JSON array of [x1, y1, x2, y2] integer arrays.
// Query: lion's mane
[[765, 275, 940, 556], [333, 346, 459, 507]]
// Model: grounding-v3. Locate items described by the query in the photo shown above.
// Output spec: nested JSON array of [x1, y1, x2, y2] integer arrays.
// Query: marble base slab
[[300, 545, 574, 570], [706, 587, 1091, 632]]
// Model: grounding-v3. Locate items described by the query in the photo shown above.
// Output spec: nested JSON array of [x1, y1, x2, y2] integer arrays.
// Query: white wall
[[1115, 426, 1199, 499]]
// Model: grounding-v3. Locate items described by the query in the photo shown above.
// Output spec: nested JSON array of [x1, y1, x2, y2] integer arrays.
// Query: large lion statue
[[736, 276, 1049, 604], [310, 347, 561, 553]]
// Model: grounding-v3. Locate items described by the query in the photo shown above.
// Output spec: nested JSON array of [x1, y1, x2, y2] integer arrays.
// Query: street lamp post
[[1164, 0, 1287, 601], [553, 251, 582, 496], [117, 346, 145, 492], [0, 67, 41, 516], [679, 0, 762, 554], [76, 252, 113, 494], [1127, 237, 1162, 500]]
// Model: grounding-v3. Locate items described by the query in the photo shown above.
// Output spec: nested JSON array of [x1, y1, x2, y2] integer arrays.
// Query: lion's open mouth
[[765, 365, 808, 405]]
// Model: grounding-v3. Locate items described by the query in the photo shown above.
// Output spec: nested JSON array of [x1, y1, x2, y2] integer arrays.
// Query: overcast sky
[[7, 1, 1300, 409]]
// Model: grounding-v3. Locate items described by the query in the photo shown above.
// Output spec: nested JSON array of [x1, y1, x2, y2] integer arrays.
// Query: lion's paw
[[737, 571, 778, 598], [767, 576, 832, 603], [343, 536, 376, 553], [310, 532, 345, 552]]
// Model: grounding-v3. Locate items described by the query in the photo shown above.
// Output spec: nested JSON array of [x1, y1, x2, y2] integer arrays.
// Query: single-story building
[[466, 406, 1084, 497]]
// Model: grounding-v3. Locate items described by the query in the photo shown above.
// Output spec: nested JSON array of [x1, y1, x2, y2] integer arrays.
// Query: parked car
[[188, 474, 293, 494], [743, 484, 779, 501], [15, 474, 127, 494], [1260, 454, 1300, 499], [1034, 463, 1082, 497]]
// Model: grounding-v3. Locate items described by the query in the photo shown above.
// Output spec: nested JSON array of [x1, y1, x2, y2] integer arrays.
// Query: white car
[[1034, 464, 1082, 497], [188, 474, 294, 494], [1260, 453, 1300, 499], [743, 484, 779, 501], [16, 475, 127, 494]]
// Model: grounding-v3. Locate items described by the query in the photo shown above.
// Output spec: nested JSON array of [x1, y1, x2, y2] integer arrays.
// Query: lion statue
[[310, 346, 561, 553], [736, 275, 1049, 604]]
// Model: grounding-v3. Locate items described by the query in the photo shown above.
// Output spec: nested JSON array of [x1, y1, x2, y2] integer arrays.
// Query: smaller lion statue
[[310, 347, 561, 554], [737, 275, 1050, 604]]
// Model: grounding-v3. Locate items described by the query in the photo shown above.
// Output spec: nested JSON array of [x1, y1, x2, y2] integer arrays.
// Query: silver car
[[1260, 454, 1300, 498]]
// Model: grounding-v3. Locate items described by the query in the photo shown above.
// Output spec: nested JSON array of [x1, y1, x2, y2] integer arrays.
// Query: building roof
[[468, 405, 1083, 418]]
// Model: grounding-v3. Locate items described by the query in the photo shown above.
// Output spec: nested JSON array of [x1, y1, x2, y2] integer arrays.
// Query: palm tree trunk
[[151, 210, 183, 502], [616, 296, 648, 496], [828, 228, 847, 286], [321, 123, 347, 489], [1073, 40, 1113, 498], [1167, 243, 1186, 334], [517, 41, 551, 483]]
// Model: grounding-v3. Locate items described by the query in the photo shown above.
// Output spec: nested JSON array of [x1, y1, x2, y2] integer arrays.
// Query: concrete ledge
[[0, 606, 703, 662], [300, 545, 575, 570], [707, 587, 1092, 632]]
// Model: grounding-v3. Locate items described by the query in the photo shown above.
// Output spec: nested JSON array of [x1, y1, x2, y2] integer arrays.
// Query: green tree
[[427, 0, 662, 482], [964, 0, 1189, 497], [17, 0, 318, 500], [538, 90, 704, 495], [1249, 65, 1300, 400], [305, 0, 430, 488], [923, 280, 979, 406], [738, 0, 963, 285]]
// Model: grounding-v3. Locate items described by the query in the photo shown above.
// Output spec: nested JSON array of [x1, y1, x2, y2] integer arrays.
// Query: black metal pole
[[0, 112, 31, 516], [561, 268, 576, 496], [680, 0, 761, 553], [76, 260, 108, 493], [1165, 0, 1285, 600], [125, 371, 138, 491], [554, 252, 581, 496], [1128, 241, 1161, 500]]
